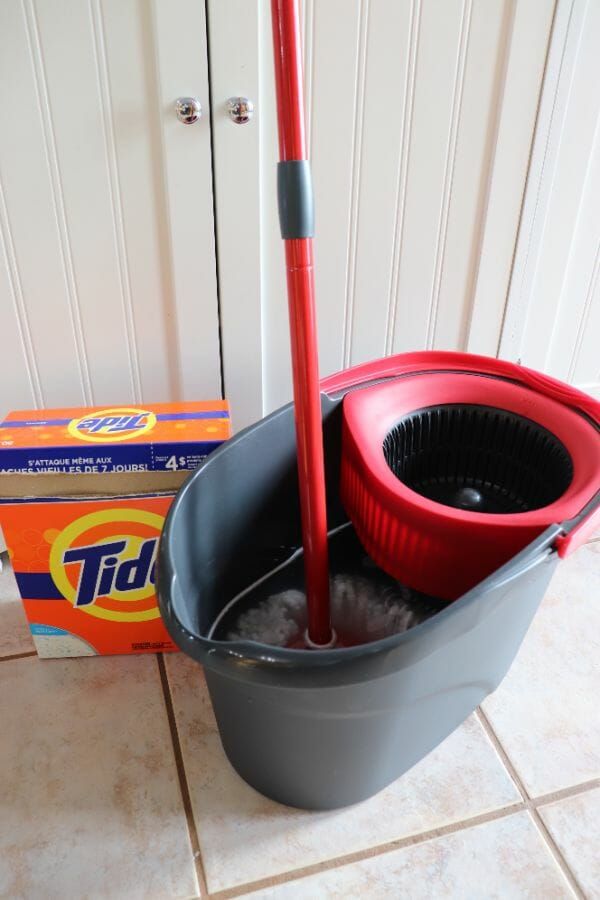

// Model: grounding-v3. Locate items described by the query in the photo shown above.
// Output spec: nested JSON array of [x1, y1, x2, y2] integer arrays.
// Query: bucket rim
[[157, 498, 560, 683], [343, 372, 599, 530], [157, 351, 599, 681]]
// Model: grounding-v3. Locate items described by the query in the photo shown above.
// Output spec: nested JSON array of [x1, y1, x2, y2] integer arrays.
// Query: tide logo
[[49, 509, 164, 622], [67, 407, 157, 443]]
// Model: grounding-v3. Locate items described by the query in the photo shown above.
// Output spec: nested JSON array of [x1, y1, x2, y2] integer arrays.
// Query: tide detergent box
[[0, 401, 230, 657]]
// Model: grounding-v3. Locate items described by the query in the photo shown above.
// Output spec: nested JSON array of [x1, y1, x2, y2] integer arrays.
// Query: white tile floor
[[242, 814, 575, 899], [0, 538, 598, 899], [482, 542, 600, 797]]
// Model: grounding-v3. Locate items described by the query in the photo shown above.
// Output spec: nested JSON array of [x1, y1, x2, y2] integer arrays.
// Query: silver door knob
[[175, 97, 202, 125], [227, 97, 254, 124]]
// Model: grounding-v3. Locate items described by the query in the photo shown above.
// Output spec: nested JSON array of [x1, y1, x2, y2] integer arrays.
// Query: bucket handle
[[557, 489, 600, 558], [320, 352, 600, 428], [508, 366, 600, 425]]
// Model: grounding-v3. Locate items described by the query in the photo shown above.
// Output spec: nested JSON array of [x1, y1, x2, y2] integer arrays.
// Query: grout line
[[0, 650, 37, 663], [475, 707, 530, 801], [476, 707, 600, 809], [209, 802, 526, 899], [476, 707, 586, 898], [529, 810, 585, 899], [206, 709, 599, 899], [534, 778, 600, 809], [157, 654, 209, 898]]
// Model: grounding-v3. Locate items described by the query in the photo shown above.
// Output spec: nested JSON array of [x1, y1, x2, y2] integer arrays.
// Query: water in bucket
[[209, 526, 447, 649]]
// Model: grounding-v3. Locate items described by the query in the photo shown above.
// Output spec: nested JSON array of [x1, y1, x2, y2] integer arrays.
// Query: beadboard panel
[[211, 0, 555, 428], [0, 0, 221, 420], [501, 0, 600, 400]]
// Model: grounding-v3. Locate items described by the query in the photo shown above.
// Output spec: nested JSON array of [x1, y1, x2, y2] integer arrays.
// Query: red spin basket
[[339, 352, 600, 601]]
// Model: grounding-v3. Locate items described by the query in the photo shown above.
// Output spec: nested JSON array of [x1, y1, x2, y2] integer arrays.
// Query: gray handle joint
[[277, 160, 314, 239]]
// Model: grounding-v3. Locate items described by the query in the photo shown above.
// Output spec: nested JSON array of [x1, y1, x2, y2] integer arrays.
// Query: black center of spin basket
[[383, 404, 573, 514]]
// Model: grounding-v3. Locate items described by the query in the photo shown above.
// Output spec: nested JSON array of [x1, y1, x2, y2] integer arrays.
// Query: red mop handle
[[271, 0, 332, 646]]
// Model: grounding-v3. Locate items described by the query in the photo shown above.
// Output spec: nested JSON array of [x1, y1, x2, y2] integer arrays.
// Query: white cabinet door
[[0, 0, 221, 418], [501, 0, 600, 399], [209, 0, 555, 430]]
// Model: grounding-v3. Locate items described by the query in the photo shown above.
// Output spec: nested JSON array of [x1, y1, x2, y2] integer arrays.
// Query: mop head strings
[[226, 554, 446, 648]]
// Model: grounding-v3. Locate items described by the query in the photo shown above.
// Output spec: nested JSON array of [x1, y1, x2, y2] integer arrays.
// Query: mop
[[217, 0, 444, 650], [214, 0, 600, 648]]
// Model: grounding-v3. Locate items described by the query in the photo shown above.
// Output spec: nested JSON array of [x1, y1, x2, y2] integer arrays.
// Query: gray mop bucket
[[156, 386, 581, 810]]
